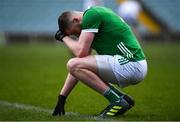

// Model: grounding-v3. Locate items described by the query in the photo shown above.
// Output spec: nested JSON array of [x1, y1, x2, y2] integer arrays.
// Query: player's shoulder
[[83, 6, 109, 16], [83, 6, 98, 16], [83, 7, 102, 21]]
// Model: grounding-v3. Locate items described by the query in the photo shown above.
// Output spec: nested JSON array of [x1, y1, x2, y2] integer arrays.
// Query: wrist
[[58, 95, 67, 102], [60, 35, 66, 42], [55, 30, 66, 42], [62, 36, 69, 43]]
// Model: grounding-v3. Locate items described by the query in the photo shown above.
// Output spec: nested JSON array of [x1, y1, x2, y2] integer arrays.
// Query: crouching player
[[52, 6, 147, 117]]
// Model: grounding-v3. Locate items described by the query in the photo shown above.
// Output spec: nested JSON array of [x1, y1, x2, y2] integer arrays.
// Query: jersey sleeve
[[81, 8, 101, 33]]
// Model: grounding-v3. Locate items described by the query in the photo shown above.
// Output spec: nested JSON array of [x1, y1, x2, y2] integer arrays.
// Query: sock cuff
[[103, 87, 121, 103], [103, 87, 111, 96], [103, 88, 120, 98]]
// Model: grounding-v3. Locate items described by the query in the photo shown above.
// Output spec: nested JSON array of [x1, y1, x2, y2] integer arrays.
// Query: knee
[[67, 58, 80, 73]]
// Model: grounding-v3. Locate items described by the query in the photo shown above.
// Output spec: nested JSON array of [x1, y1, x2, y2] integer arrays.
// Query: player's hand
[[55, 30, 66, 42], [52, 95, 66, 116]]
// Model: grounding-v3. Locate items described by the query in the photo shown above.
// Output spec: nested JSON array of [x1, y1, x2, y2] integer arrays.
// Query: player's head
[[58, 11, 83, 36]]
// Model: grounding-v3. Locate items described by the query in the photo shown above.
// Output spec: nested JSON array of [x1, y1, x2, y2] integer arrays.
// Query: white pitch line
[[0, 100, 52, 113], [0, 100, 116, 121]]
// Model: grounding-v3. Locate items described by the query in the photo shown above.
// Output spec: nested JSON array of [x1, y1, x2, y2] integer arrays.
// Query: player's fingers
[[52, 111, 57, 116], [58, 112, 61, 116], [52, 110, 58, 116], [52, 108, 59, 116], [62, 109, 65, 115]]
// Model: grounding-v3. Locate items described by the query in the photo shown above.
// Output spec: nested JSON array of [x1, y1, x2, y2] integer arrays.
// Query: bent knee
[[67, 58, 80, 72]]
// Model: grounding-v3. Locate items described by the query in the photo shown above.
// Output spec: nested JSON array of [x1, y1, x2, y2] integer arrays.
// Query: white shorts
[[95, 55, 148, 88]]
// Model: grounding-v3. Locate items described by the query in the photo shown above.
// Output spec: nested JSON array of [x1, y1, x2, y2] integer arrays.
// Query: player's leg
[[67, 56, 121, 103], [109, 84, 135, 109], [83, 54, 147, 116], [67, 55, 129, 116], [94, 55, 136, 115], [95, 55, 135, 107]]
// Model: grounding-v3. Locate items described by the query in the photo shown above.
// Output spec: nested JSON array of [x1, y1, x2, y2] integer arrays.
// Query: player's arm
[[63, 31, 94, 57], [52, 73, 78, 116], [52, 31, 94, 116]]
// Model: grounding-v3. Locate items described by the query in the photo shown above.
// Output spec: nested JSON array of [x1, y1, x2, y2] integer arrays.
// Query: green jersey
[[81, 6, 145, 61]]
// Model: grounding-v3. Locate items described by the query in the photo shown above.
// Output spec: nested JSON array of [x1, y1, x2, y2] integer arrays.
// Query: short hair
[[58, 11, 73, 34]]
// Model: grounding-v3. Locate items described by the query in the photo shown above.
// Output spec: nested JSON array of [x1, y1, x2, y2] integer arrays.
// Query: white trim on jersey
[[82, 29, 99, 33]]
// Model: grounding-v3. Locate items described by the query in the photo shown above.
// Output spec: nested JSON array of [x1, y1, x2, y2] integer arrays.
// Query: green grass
[[0, 42, 180, 121]]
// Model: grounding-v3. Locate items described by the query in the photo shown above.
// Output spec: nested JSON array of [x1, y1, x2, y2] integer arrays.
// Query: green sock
[[109, 85, 125, 96], [103, 88, 121, 103]]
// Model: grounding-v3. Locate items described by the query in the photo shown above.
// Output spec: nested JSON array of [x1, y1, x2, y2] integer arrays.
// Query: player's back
[[92, 6, 130, 33], [82, 6, 145, 61]]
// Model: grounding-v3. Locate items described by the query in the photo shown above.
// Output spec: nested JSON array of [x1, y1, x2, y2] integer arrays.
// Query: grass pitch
[[0, 42, 180, 121]]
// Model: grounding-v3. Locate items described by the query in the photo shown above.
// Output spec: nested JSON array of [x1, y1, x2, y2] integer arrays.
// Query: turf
[[0, 42, 180, 121]]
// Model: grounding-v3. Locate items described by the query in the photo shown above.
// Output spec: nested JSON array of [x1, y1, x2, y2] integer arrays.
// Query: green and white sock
[[109, 85, 125, 96], [103, 87, 121, 103]]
